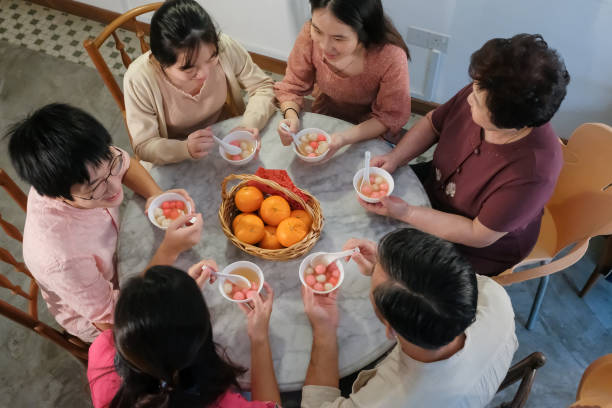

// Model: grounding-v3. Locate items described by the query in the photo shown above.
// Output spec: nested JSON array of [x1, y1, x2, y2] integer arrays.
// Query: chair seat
[[497, 208, 558, 277], [577, 354, 612, 402]]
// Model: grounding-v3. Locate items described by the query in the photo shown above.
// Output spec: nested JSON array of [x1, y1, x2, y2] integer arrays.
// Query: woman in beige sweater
[[124, 0, 276, 165]]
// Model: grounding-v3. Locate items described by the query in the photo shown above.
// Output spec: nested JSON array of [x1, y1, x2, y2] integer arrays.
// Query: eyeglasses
[[73, 147, 123, 201]]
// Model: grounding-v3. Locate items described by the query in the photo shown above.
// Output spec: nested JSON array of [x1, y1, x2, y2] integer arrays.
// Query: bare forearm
[[122, 157, 163, 199], [250, 337, 281, 404], [143, 241, 179, 274], [402, 206, 498, 248], [389, 115, 438, 166], [304, 330, 339, 388], [341, 118, 388, 145]]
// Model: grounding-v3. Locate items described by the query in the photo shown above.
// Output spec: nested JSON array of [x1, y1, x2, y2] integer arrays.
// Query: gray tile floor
[[0, 6, 611, 408]]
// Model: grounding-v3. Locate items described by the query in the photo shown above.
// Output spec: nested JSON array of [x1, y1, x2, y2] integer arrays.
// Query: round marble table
[[118, 112, 430, 392]]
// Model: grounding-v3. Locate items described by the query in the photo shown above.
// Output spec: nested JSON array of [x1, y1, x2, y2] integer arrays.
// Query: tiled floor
[[1, 2, 611, 408], [0, 0, 144, 78]]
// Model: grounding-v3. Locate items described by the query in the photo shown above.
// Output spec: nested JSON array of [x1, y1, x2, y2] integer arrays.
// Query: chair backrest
[[83, 2, 162, 151], [0, 169, 89, 365], [496, 352, 546, 408], [83, 2, 242, 153], [547, 123, 612, 254], [574, 353, 612, 405]]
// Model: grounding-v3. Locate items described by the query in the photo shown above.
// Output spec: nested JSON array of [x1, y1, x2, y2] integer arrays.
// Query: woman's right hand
[[238, 282, 275, 343], [342, 238, 378, 276], [277, 117, 300, 146], [370, 153, 400, 174], [187, 127, 215, 159], [187, 259, 218, 288]]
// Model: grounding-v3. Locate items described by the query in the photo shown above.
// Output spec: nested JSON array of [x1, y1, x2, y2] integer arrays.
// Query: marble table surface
[[118, 112, 430, 392]]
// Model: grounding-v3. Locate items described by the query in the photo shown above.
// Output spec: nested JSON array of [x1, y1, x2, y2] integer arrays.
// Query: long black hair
[[109, 266, 245, 408], [150, 0, 219, 69], [310, 0, 410, 59]]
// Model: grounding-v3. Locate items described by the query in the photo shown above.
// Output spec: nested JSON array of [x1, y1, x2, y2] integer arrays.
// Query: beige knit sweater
[[124, 34, 276, 164]]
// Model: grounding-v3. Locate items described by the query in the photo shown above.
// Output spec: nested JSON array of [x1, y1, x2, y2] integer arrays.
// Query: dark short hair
[[110, 266, 244, 408], [310, 0, 410, 59], [150, 0, 219, 69], [6, 103, 113, 200], [469, 33, 570, 129], [374, 229, 478, 349]]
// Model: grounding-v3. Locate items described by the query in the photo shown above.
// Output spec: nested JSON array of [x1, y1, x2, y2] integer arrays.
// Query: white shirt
[[301, 275, 518, 408]]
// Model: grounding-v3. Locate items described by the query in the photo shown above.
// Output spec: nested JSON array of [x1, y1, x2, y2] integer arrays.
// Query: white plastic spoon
[[360, 150, 372, 191], [310, 247, 361, 268], [203, 266, 251, 289], [212, 135, 241, 155], [280, 122, 306, 155]]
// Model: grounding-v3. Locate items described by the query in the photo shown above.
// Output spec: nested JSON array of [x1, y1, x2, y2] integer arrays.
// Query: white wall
[[82, 0, 612, 138]]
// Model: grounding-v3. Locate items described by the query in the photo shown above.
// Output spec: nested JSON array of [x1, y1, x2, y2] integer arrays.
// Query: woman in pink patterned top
[[88, 262, 281, 408], [275, 0, 411, 158]]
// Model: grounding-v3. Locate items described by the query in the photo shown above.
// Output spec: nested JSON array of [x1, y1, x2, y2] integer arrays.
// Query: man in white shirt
[[301, 228, 518, 408]]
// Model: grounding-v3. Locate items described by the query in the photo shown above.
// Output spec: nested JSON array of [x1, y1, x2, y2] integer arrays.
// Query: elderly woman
[[124, 0, 275, 165], [363, 34, 570, 276]]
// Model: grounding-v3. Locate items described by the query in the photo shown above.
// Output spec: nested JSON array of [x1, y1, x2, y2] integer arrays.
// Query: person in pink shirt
[[87, 261, 281, 408], [7, 103, 204, 342], [275, 0, 411, 158]]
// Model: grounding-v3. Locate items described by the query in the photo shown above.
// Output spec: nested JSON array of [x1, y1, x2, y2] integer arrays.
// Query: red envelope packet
[[247, 168, 310, 210]]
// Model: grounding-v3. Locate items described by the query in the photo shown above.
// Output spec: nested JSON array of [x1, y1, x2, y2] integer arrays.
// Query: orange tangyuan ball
[[234, 214, 265, 244], [234, 186, 264, 213], [258, 225, 283, 250], [259, 195, 291, 226], [276, 217, 308, 247], [290, 209, 312, 230]]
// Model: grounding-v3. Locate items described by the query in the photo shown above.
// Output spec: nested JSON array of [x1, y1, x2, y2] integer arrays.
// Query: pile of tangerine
[[232, 185, 312, 249]]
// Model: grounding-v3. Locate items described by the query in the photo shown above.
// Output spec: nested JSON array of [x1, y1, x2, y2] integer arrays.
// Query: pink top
[[88, 330, 278, 408], [22, 148, 131, 342], [274, 22, 411, 134]]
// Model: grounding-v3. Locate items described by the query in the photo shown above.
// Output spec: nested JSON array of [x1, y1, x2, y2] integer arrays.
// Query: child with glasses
[[7, 103, 204, 342]]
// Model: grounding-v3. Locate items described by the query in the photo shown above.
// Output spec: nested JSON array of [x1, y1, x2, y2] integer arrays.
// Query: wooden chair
[[0, 169, 90, 365], [83, 2, 242, 152], [579, 234, 612, 297], [571, 354, 612, 407], [83, 2, 162, 151], [493, 123, 612, 329], [496, 352, 546, 408]]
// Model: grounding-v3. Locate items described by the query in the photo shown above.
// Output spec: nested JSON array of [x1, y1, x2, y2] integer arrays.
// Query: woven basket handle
[[221, 173, 311, 213]]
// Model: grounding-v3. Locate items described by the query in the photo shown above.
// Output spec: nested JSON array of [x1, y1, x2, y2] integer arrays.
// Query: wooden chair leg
[[579, 235, 612, 298], [526, 275, 550, 330]]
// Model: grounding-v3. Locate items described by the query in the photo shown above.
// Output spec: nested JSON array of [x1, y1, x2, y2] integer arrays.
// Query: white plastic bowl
[[218, 261, 264, 303], [298, 252, 345, 295], [219, 130, 259, 166], [353, 167, 395, 203], [147, 192, 192, 230], [292, 128, 331, 163]]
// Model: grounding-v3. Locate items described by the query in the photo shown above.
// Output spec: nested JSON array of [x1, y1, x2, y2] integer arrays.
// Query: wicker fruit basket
[[219, 174, 324, 260]]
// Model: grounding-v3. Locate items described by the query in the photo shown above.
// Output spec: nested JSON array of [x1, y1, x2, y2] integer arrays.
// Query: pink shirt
[[275, 22, 411, 134], [22, 148, 131, 342], [87, 330, 278, 408]]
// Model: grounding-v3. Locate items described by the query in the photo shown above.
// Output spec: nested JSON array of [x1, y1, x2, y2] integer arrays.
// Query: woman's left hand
[[145, 188, 196, 215], [187, 259, 218, 288], [318, 132, 347, 164], [358, 195, 413, 222], [238, 282, 274, 343]]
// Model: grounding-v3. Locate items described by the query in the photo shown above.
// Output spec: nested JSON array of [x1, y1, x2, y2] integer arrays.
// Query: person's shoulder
[[124, 51, 156, 86], [369, 43, 408, 71], [89, 330, 115, 359], [475, 275, 514, 324]]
